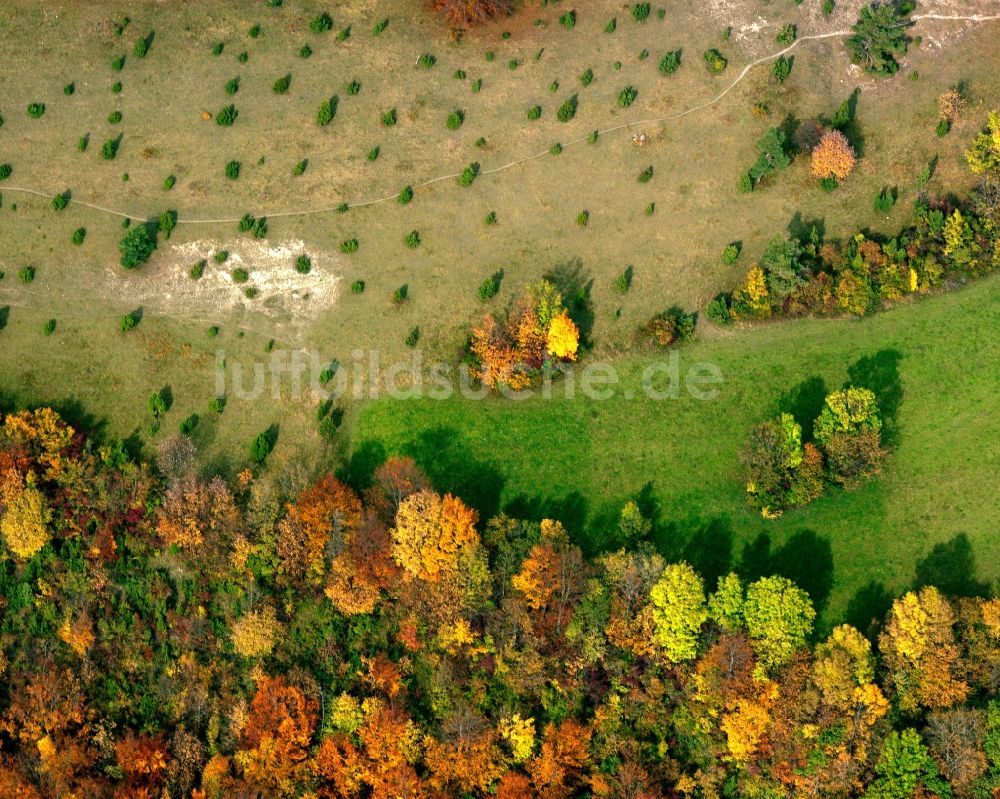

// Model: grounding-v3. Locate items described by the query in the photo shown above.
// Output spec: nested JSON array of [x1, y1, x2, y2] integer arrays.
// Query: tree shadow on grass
[[914, 532, 991, 598], [338, 439, 387, 492], [505, 491, 590, 550], [844, 580, 894, 639], [739, 529, 835, 617], [847, 349, 903, 447], [776, 375, 828, 441], [545, 258, 595, 350]]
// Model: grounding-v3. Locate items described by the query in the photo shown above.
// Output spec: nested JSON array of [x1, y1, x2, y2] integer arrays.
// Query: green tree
[[749, 127, 791, 184], [119, 225, 155, 269], [158, 210, 177, 240], [250, 431, 273, 463], [617, 500, 651, 545], [847, 2, 909, 76], [649, 562, 707, 662], [708, 572, 745, 631], [744, 575, 815, 676], [863, 729, 952, 799]]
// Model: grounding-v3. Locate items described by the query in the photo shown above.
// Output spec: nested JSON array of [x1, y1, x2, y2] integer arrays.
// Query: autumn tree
[[231, 606, 282, 658], [512, 519, 587, 638], [938, 89, 965, 126], [431, 0, 513, 29], [743, 576, 815, 677], [649, 562, 707, 663], [156, 474, 239, 551], [599, 547, 664, 656], [966, 111, 1000, 174], [811, 130, 858, 181], [0, 473, 52, 559], [391, 489, 479, 581]]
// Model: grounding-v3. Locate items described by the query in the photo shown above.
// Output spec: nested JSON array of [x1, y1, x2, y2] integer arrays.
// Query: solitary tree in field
[[431, 0, 512, 28], [811, 130, 857, 180], [846, 2, 909, 76]]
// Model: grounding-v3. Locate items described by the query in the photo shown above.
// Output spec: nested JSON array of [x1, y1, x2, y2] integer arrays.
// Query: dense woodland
[[1, 407, 1000, 799]]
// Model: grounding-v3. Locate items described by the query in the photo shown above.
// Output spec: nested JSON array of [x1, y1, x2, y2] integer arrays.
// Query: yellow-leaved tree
[[546, 310, 580, 361], [0, 474, 52, 560], [391, 490, 479, 581]]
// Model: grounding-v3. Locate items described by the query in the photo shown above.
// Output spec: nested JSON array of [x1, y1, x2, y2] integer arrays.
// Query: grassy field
[[352, 275, 1000, 629]]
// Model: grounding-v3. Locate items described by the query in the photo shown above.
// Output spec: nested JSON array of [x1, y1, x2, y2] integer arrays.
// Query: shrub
[[373, 18, 389, 35], [405, 327, 420, 348], [446, 109, 464, 130], [367, 146, 380, 161], [508, 59, 519, 71], [27, 103, 45, 119], [935, 118, 950, 137], [337, 26, 351, 41], [398, 185, 413, 204], [605, 18, 617, 33], [772, 56, 791, 82], [0, 164, 11, 181], [310, 12, 333, 33], [77, 136, 88, 152], [576, 210, 589, 227], [120, 312, 138, 332], [618, 86, 638, 107], [580, 68, 594, 86], [293, 159, 307, 176], [722, 243, 741, 264], [295, 254, 312, 273], [111, 82, 122, 94], [550, 142, 563, 155], [485, 210, 497, 225], [18, 266, 35, 284], [162, 174, 176, 191], [459, 162, 480, 186], [475, 136, 486, 147], [51, 192, 69, 211], [225, 76, 239, 96], [72, 228, 86, 245], [178, 414, 199, 436], [381, 108, 397, 126], [775, 24, 796, 45], [707, 293, 732, 325], [346, 79, 361, 95], [704, 49, 727, 74], [300, 44, 312, 58], [632, 3, 651, 22], [157, 210, 176, 240], [822, 0, 835, 14], [64, 83, 75, 95], [557, 95, 578, 122], [238, 213, 254, 232], [272, 74, 291, 94], [244, 287, 258, 299], [637, 165, 654, 183], [392, 284, 408, 303], [587, 130, 598, 144], [134, 32, 151, 57], [42, 319, 56, 336], [111, 55, 125, 71], [225, 160, 241, 179], [874, 188, 895, 212], [737, 172, 753, 193], [404, 230, 421, 248], [417, 53, 436, 68], [336, 203, 348, 213], [119, 226, 155, 269], [527, 105, 542, 120], [549, 81, 559, 93], [638, 49, 649, 61], [478, 276, 499, 301], [560, 10, 576, 29], [485, 50, 495, 62], [249, 432, 272, 463], [340, 239, 359, 254], [237, 51, 248, 63], [190, 259, 206, 279], [108, 110, 122, 124], [659, 50, 681, 75], [317, 96, 338, 125], [213, 250, 229, 263], [232, 267, 249, 283], [209, 396, 226, 414], [351, 280, 365, 293], [216, 104, 238, 126], [641, 307, 697, 347], [810, 130, 856, 180], [207, 325, 219, 337], [471, 78, 483, 93], [615, 267, 633, 293], [212, 42, 224, 55], [645, 202, 655, 215], [453, 69, 466, 80]]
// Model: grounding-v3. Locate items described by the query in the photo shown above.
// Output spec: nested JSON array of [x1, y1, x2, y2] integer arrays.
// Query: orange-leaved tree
[[810, 130, 857, 181], [391, 489, 479, 581]]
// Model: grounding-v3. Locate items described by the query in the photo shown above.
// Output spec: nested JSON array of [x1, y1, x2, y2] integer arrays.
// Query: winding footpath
[[3, 12, 999, 226]]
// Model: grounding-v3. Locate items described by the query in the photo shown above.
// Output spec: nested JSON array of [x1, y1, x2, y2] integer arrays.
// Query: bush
[[485, 210, 497, 225], [18, 266, 35, 284], [120, 312, 138, 332], [846, 2, 909, 76], [615, 267, 633, 293], [244, 287, 258, 299], [119, 225, 155, 269], [162, 175, 176, 191], [576, 210, 589, 227], [225, 160, 241, 180], [337, 26, 351, 41], [225, 76, 239, 96], [246, 24, 260, 38], [340, 239, 359, 254], [404, 230, 421, 248], [485, 50, 495, 62], [637, 165, 654, 183], [874, 188, 895, 212], [310, 12, 333, 33], [111, 82, 122, 94], [179, 414, 199, 436], [478, 276, 498, 301], [346, 79, 361, 95], [707, 293, 732, 325], [398, 185, 413, 204], [190, 259, 206, 279], [251, 217, 268, 238], [64, 83, 75, 95], [0, 164, 11, 181], [72, 228, 86, 246], [935, 118, 950, 137], [232, 267, 249, 283], [632, 3, 651, 21], [639, 49, 649, 61], [641, 307, 697, 347], [560, 10, 576, 29], [237, 51, 248, 63], [453, 69, 466, 80], [238, 213, 254, 232], [157, 209, 176, 240], [337, 203, 348, 213], [317, 96, 338, 125], [446, 109, 464, 130], [300, 44, 312, 58], [212, 42, 224, 55], [550, 81, 559, 93], [373, 18, 389, 35], [580, 68, 594, 86], [249, 432, 272, 463], [111, 55, 125, 71], [508, 59, 519, 71], [107, 110, 122, 124], [722, 243, 741, 264], [27, 103, 45, 119], [659, 50, 681, 75], [645, 202, 655, 215], [77, 136, 88, 152], [550, 142, 563, 155], [822, 0, 835, 14], [704, 49, 727, 74], [351, 280, 365, 294], [417, 53, 436, 68], [475, 137, 486, 147], [213, 250, 229, 264], [471, 78, 483, 93], [618, 86, 638, 107], [605, 18, 617, 33], [42, 319, 56, 336], [367, 146, 380, 162], [737, 172, 753, 193], [392, 284, 408, 304], [381, 108, 397, 126], [819, 177, 838, 192], [527, 105, 542, 120], [207, 325, 219, 337], [51, 192, 69, 211], [405, 327, 420, 348], [272, 74, 291, 94], [216, 104, 238, 126], [293, 159, 307, 176], [775, 24, 796, 45], [134, 32, 151, 57], [588, 130, 598, 144], [209, 396, 226, 414], [459, 162, 480, 186], [557, 95, 578, 122], [295, 254, 311, 273]]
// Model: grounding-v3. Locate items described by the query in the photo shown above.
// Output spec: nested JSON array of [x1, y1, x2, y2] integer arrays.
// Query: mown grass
[[351, 276, 1000, 629]]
